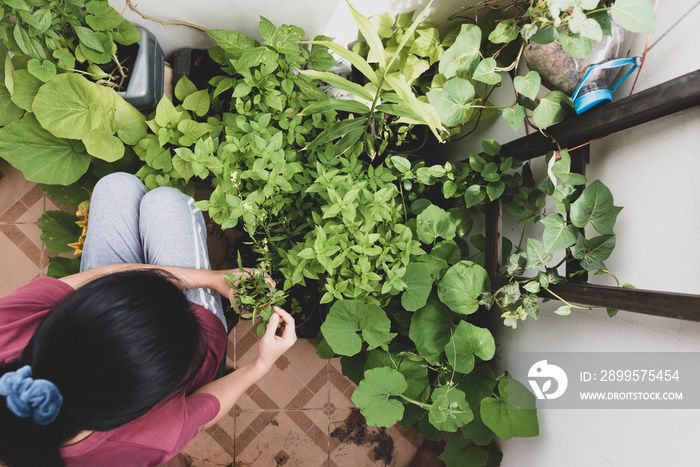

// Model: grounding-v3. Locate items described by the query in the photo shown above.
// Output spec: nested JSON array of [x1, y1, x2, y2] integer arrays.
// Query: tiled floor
[[0, 159, 423, 466]]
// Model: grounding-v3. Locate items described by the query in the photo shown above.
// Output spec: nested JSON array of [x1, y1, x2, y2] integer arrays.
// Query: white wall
[[109, 1, 700, 465], [496, 1, 700, 466]]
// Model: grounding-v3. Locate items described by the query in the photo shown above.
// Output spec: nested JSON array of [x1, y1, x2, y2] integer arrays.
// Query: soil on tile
[[273, 450, 290, 465], [331, 408, 394, 465]]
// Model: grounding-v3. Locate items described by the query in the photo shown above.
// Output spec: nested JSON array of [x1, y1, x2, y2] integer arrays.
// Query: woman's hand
[[254, 307, 297, 373]]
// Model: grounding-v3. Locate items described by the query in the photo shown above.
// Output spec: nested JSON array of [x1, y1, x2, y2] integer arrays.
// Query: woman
[[0, 173, 296, 466]]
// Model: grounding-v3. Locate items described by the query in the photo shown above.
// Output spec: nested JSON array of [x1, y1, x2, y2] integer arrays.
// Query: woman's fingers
[[273, 307, 296, 342]]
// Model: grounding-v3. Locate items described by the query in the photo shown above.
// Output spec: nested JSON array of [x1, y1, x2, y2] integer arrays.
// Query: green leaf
[[571, 233, 616, 271], [611, 0, 656, 33], [429, 386, 473, 432], [0, 114, 91, 185], [302, 97, 371, 115], [347, 1, 386, 69], [438, 261, 490, 315], [320, 300, 392, 356], [401, 262, 433, 311], [569, 7, 603, 41], [305, 117, 367, 150], [532, 91, 572, 129], [351, 367, 407, 427], [154, 96, 183, 128], [439, 436, 489, 467], [10, 69, 42, 111], [32, 73, 104, 139], [182, 89, 211, 117], [473, 58, 502, 85], [559, 31, 592, 59], [13, 24, 45, 60], [299, 69, 374, 101], [502, 106, 526, 130], [0, 79, 24, 127], [445, 322, 495, 374], [417, 204, 456, 244], [427, 77, 475, 127], [526, 238, 553, 269], [208, 29, 256, 58], [26, 59, 56, 82], [174, 75, 198, 101], [4, 0, 30, 11], [554, 305, 572, 316], [40, 210, 82, 253], [112, 18, 142, 45], [541, 213, 578, 252], [480, 377, 538, 441], [258, 16, 278, 45], [486, 180, 505, 201], [409, 296, 454, 365], [440, 24, 481, 79], [41, 183, 90, 207], [489, 19, 520, 44], [85, 0, 123, 31], [464, 185, 486, 209], [305, 40, 379, 85], [364, 350, 428, 400], [513, 71, 541, 100], [569, 180, 622, 235], [82, 126, 124, 162], [552, 149, 588, 185], [47, 256, 81, 279]]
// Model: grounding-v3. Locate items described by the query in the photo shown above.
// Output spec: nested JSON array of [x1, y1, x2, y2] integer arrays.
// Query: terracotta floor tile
[[180, 408, 234, 466], [0, 160, 41, 220], [329, 358, 357, 410], [329, 408, 421, 467], [234, 319, 329, 410], [0, 225, 42, 296], [234, 410, 328, 466]]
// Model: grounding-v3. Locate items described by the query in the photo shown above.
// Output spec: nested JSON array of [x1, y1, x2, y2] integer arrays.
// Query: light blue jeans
[[80, 172, 226, 331]]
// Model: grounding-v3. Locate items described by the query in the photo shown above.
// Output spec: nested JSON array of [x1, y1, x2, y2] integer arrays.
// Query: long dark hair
[[0, 269, 206, 467]]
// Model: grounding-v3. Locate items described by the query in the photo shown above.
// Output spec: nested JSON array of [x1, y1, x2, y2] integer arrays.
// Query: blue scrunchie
[[0, 365, 63, 425]]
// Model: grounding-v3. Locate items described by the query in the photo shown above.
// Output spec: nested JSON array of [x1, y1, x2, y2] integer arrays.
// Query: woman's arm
[[58, 264, 266, 302], [194, 307, 297, 430]]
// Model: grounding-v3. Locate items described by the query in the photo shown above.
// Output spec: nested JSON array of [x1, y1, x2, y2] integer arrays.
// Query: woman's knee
[[92, 172, 147, 200]]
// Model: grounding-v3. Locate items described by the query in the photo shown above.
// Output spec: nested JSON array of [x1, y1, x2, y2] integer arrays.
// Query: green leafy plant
[[0, 0, 142, 86], [299, 0, 447, 158], [225, 252, 287, 336]]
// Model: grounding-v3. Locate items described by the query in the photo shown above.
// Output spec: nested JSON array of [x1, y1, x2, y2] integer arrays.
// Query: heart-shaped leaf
[[351, 367, 407, 427]]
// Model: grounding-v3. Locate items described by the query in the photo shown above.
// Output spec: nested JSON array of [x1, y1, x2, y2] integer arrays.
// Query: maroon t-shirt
[[0, 277, 227, 466]]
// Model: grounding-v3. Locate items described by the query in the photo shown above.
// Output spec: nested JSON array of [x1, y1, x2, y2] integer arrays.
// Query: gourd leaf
[[401, 262, 433, 311], [82, 126, 123, 162], [541, 213, 578, 252], [611, 0, 656, 33], [427, 77, 475, 127], [488, 19, 520, 44], [569, 180, 622, 234], [440, 24, 481, 79], [351, 367, 407, 427], [409, 296, 454, 365], [364, 350, 428, 400], [32, 73, 104, 139], [437, 261, 490, 315], [429, 386, 473, 432], [571, 233, 616, 271], [513, 71, 541, 100], [40, 210, 82, 253], [26, 59, 56, 82], [531, 91, 571, 129], [439, 435, 489, 467], [10, 69, 42, 111], [445, 322, 495, 374], [480, 377, 538, 441], [320, 300, 392, 356], [0, 114, 91, 185], [473, 58, 501, 85]]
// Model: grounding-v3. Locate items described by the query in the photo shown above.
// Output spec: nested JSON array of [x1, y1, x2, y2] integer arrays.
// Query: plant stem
[[124, 0, 209, 33], [399, 394, 431, 409], [543, 286, 598, 310]]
